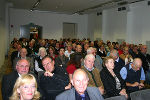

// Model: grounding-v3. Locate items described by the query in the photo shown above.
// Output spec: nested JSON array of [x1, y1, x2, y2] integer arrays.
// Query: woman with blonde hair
[[10, 74, 40, 100]]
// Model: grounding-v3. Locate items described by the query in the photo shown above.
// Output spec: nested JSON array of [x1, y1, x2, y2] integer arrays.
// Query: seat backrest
[[130, 89, 150, 100], [105, 95, 127, 100]]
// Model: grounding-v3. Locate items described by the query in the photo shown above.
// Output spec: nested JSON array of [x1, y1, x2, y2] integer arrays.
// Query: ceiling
[[6, 0, 145, 14]]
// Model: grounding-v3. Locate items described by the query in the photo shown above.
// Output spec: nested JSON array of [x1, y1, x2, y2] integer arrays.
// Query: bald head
[[132, 58, 142, 71], [16, 59, 30, 75], [72, 69, 89, 80], [72, 69, 89, 95]]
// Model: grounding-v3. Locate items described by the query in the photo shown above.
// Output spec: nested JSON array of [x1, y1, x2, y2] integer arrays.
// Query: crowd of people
[[1, 37, 150, 100]]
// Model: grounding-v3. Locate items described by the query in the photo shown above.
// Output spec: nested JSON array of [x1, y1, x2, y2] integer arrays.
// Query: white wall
[[102, 8, 127, 42], [127, 1, 150, 45], [9, 8, 88, 42], [88, 13, 102, 41], [0, 0, 6, 67], [101, 1, 150, 44]]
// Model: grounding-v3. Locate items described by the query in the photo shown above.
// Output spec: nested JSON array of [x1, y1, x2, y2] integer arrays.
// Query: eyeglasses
[[43, 60, 53, 67]]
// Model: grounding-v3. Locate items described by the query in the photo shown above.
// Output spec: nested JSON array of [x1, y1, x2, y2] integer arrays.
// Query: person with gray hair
[[87, 47, 103, 71], [120, 58, 145, 93], [2, 59, 31, 100], [34, 47, 47, 74], [81, 54, 104, 95], [56, 69, 104, 100], [110, 49, 125, 73]]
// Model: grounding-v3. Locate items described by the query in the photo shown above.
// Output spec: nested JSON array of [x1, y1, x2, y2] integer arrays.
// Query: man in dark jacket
[[39, 56, 70, 100], [2, 59, 30, 100]]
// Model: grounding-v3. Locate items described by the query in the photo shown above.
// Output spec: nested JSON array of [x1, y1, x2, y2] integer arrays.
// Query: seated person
[[10, 74, 40, 100], [39, 56, 70, 100], [55, 47, 69, 69], [110, 49, 125, 73], [81, 54, 104, 95], [56, 69, 104, 100], [66, 53, 83, 81], [2, 59, 31, 100], [100, 56, 128, 98], [120, 58, 145, 93], [120, 46, 133, 65], [13, 48, 34, 72], [34, 47, 47, 74], [48, 46, 58, 60]]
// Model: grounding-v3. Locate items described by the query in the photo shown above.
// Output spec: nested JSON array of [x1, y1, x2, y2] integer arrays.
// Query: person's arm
[[120, 67, 127, 80]]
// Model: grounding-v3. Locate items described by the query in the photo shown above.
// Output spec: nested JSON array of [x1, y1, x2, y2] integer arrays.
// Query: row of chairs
[[105, 89, 150, 100]]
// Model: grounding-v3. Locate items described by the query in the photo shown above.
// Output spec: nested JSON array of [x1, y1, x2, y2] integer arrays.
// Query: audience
[[9, 74, 40, 100], [5, 37, 150, 100], [56, 69, 104, 100]]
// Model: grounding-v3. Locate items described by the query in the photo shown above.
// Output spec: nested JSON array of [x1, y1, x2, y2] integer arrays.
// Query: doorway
[[63, 23, 77, 39]]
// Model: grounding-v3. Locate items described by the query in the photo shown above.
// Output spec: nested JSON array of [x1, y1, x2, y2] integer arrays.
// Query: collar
[[115, 57, 119, 62], [84, 65, 94, 71]]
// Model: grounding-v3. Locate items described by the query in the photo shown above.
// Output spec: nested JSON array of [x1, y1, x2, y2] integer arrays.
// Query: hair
[[16, 59, 30, 68], [103, 56, 114, 67], [42, 55, 53, 62], [72, 68, 89, 80], [86, 47, 94, 54], [9, 74, 40, 100], [84, 54, 95, 61], [38, 47, 47, 56], [67, 53, 83, 68]]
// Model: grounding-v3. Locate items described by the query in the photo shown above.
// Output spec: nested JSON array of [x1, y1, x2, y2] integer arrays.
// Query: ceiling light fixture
[[30, 0, 42, 11]]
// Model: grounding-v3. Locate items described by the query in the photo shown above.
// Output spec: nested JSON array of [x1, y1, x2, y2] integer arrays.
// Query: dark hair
[[67, 53, 83, 68]]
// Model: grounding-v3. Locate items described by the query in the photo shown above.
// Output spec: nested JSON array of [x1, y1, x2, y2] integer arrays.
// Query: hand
[[132, 82, 139, 87], [139, 83, 144, 89], [65, 83, 71, 90], [44, 71, 53, 77], [119, 89, 128, 98], [98, 86, 104, 95]]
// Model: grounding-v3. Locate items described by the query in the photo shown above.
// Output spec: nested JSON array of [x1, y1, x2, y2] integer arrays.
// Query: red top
[[66, 64, 77, 74]]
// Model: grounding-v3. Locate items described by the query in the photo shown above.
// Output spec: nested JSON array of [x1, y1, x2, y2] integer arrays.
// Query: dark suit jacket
[[56, 87, 104, 100], [55, 55, 69, 69], [11, 51, 19, 67], [114, 57, 125, 74], [1, 71, 19, 100], [138, 52, 150, 72], [39, 66, 69, 100], [100, 67, 126, 98]]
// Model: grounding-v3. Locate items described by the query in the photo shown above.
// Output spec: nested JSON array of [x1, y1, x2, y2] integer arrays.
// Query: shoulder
[[3, 71, 18, 79], [56, 88, 74, 100]]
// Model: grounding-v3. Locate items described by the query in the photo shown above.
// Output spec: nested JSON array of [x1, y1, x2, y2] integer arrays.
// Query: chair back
[[105, 95, 127, 100], [130, 89, 150, 100]]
